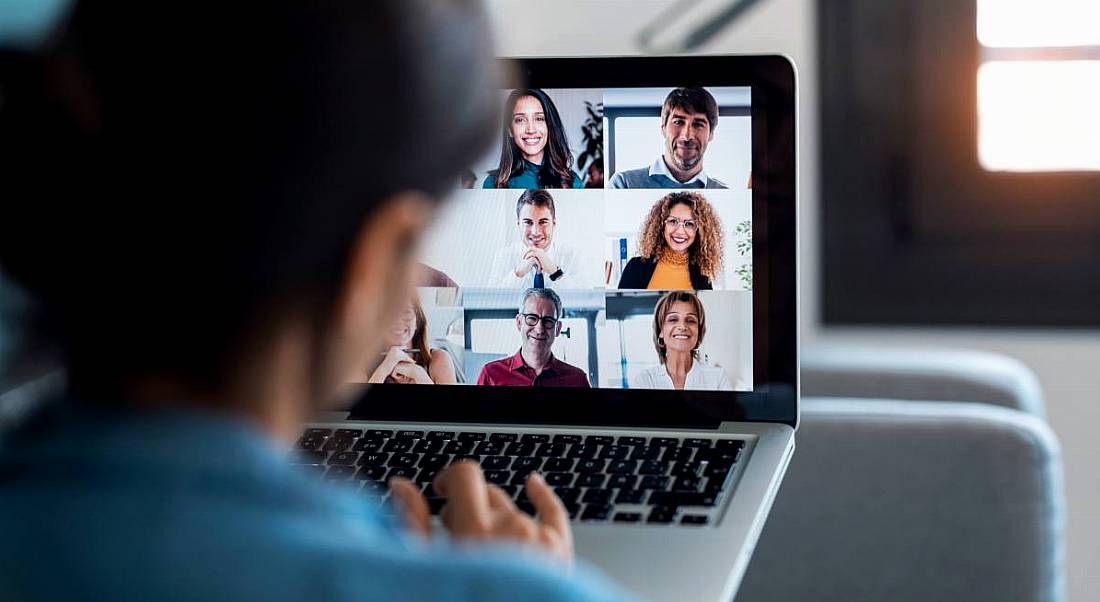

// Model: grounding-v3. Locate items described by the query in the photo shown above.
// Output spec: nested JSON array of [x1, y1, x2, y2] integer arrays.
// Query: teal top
[[482, 159, 584, 189], [0, 402, 637, 602]]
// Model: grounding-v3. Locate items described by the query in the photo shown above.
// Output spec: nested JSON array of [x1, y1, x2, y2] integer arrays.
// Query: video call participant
[[489, 190, 585, 288], [477, 288, 590, 387], [617, 191, 725, 290], [608, 87, 728, 189], [633, 291, 736, 391], [0, 1, 633, 601], [366, 293, 457, 385], [484, 88, 583, 189]]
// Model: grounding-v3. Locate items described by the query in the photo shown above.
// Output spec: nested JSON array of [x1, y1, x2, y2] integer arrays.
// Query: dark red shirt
[[476, 350, 590, 388]]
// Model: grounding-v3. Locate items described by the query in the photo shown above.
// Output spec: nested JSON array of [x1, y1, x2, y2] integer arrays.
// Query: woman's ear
[[323, 192, 434, 395]]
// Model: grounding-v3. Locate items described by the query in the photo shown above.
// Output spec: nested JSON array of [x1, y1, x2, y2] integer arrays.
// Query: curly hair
[[636, 191, 724, 279]]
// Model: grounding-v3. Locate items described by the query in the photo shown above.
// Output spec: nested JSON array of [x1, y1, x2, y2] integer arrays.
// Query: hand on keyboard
[[389, 461, 573, 566]]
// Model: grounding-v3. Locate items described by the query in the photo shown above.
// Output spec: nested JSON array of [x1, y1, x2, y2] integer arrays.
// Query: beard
[[669, 143, 702, 171]]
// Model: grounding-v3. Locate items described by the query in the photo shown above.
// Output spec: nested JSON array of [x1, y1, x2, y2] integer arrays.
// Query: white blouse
[[632, 360, 739, 391]]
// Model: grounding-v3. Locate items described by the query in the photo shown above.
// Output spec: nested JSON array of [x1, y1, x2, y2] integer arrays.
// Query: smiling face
[[508, 95, 548, 165], [385, 302, 418, 348], [663, 202, 697, 253], [518, 203, 555, 249], [516, 294, 561, 361], [661, 107, 713, 173], [660, 300, 700, 354]]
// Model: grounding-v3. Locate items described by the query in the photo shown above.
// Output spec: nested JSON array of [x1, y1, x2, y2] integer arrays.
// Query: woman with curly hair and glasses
[[616, 191, 724, 290]]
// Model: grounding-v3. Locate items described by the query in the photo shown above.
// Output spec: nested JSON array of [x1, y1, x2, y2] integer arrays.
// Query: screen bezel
[[347, 55, 797, 429]]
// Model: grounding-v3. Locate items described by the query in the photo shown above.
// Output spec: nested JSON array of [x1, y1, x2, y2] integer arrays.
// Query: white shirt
[[632, 359, 739, 391], [486, 241, 599, 289], [649, 155, 710, 188]]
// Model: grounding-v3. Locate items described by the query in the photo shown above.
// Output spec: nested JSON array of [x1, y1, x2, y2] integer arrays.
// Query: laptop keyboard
[[291, 428, 745, 526]]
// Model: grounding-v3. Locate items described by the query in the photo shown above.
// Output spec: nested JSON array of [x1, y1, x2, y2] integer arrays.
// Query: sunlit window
[[976, 0, 1100, 171]]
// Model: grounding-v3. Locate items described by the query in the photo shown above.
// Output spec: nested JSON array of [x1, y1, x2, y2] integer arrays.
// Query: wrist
[[548, 268, 564, 281]]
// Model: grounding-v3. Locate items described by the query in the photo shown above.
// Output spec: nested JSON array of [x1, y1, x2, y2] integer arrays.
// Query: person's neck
[[664, 350, 694, 379], [524, 152, 544, 167], [662, 155, 703, 183], [521, 347, 553, 375]]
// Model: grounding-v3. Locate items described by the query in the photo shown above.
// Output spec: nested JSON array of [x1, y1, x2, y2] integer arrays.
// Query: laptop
[[292, 55, 798, 602]]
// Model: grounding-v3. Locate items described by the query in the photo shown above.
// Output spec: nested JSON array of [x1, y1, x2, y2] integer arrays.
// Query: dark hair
[[491, 88, 575, 189], [661, 87, 719, 132], [519, 287, 563, 319], [514, 190, 556, 221], [652, 291, 706, 364], [0, 0, 499, 397]]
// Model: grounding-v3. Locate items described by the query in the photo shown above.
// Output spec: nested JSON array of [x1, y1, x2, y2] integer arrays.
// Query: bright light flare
[[978, 0, 1100, 48], [978, 60, 1100, 171]]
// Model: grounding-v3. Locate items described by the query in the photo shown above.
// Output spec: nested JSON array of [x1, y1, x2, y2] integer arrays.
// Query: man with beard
[[476, 288, 590, 387], [609, 87, 728, 189]]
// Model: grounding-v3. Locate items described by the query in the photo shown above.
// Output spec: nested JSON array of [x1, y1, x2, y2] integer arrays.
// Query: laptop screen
[[362, 85, 755, 394]]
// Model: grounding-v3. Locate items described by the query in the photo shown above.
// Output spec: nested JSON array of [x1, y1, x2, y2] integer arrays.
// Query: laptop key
[[395, 430, 425, 440], [673, 476, 703, 492], [383, 439, 414, 453], [482, 456, 511, 470], [542, 458, 575, 472], [365, 429, 393, 439], [639, 475, 670, 490], [474, 442, 504, 456], [647, 506, 677, 524], [615, 488, 646, 504], [535, 443, 569, 458], [385, 467, 417, 482], [553, 487, 582, 505], [412, 439, 444, 454], [328, 451, 359, 466], [511, 457, 543, 473], [715, 439, 745, 452], [517, 499, 537, 516], [597, 445, 630, 460], [581, 503, 613, 521], [617, 436, 646, 447], [335, 429, 363, 438], [704, 462, 734, 479], [520, 434, 551, 444], [607, 474, 637, 489], [510, 471, 536, 486], [629, 446, 663, 461], [451, 454, 481, 464], [356, 465, 387, 481], [415, 469, 438, 484], [544, 472, 574, 487], [681, 514, 709, 526], [662, 447, 694, 462], [304, 428, 333, 437], [504, 442, 536, 457], [323, 438, 353, 453], [575, 474, 606, 488], [442, 440, 475, 455], [489, 433, 518, 443], [607, 460, 638, 475], [456, 432, 486, 442], [296, 436, 326, 451], [585, 435, 614, 446], [682, 438, 712, 448], [650, 437, 679, 448], [484, 470, 510, 485], [576, 459, 606, 473], [566, 444, 599, 459], [359, 452, 390, 467], [388, 452, 419, 468], [695, 449, 740, 465], [325, 465, 357, 480], [418, 453, 450, 470], [671, 461, 703, 477], [637, 460, 667, 475], [426, 431, 455, 440], [553, 434, 582, 444], [582, 489, 613, 505], [648, 491, 718, 507], [613, 512, 643, 523], [353, 438, 386, 453]]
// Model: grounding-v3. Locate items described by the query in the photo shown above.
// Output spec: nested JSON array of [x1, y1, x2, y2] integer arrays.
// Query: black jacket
[[616, 257, 713, 290]]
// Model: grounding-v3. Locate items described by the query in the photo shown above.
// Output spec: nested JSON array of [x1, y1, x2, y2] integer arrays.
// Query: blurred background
[[484, 0, 1097, 598]]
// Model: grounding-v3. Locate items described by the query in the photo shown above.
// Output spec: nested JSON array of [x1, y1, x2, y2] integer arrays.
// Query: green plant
[[575, 101, 604, 184], [734, 219, 752, 290]]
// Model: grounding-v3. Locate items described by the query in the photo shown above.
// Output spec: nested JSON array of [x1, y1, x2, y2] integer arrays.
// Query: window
[[976, 0, 1100, 171]]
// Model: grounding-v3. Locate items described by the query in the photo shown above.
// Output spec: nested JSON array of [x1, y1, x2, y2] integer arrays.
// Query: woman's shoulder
[[570, 172, 583, 188], [481, 173, 496, 188], [616, 256, 656, 289]]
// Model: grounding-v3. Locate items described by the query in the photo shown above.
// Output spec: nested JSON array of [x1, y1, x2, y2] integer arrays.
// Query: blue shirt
[[608, 156, 728, 189], [0, 402, 637, 601], [482, 159, 584, 189]]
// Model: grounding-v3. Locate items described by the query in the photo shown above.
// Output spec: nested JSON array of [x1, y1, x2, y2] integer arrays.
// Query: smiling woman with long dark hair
[[484, 88, 583, 189]]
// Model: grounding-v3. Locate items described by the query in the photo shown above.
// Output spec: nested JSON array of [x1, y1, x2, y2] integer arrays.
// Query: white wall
[[487, 0, 1100, 598]]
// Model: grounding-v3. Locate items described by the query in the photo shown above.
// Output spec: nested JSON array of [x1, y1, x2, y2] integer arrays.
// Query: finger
[[432, 462, 492, 535], [525, 472, 569, 535], [389, 477, 431, 539], [486, 484, 517, 511]]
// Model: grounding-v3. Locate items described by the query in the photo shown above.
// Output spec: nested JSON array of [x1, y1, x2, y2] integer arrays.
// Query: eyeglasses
[[665, 217, 698, 232], [520, 313, 559, 329]]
